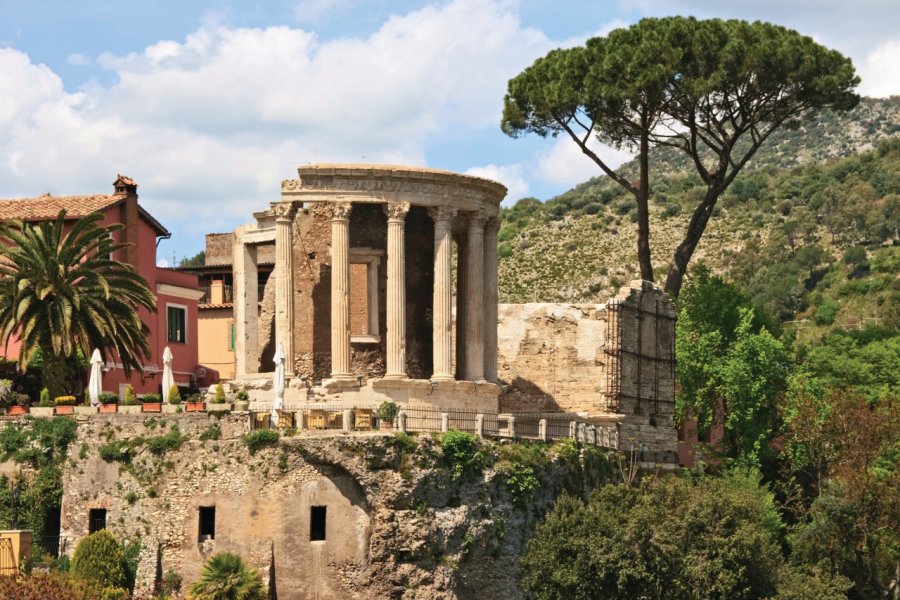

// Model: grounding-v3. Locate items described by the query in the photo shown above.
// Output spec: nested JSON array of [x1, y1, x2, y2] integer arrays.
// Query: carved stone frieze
[[427, 205, 457, 225]]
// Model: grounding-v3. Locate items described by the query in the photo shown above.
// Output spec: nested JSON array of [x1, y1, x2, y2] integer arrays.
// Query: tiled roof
[[0, 193, 126, 222]]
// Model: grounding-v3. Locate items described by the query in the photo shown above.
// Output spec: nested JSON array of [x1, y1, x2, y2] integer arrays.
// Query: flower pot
[[142, 403, 162, 413], [7, 405, 29, 416], [185, 402, 206, 412], [207, 402, 230, 413], [162, 404, 180, 413], [119, 405, 142, 414], [99, 404, 118, 414], [234, 401, 249, 412], [54, 406, 75, 415], [31, 406, 54, 417], [75, 406, 98, 415]]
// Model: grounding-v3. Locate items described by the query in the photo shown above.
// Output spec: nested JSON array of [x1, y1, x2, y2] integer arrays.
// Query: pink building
[[0, 176, 208, 397]]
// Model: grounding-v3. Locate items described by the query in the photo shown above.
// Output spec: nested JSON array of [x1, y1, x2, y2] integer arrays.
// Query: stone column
[[455, 232, 467, 380], [429, 206, 456, 381], [483, 217, 500, 382], [233, 240, 258, 378], [464, 210, 486, 381], [329, 201, 354, 381], [384, 202, 410, 379], [274, 203, 295, 376]]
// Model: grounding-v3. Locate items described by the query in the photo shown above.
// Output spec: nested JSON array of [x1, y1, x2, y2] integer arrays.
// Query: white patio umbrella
[[88, 349, 103, 407], [271, 343, 285, 426], [161, 346, 175, 403]]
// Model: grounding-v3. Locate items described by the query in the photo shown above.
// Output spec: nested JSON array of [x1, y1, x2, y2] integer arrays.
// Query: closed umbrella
[[271, 343, 285, 426], [161, 346, 174, 403], [88, 349, 103, 407]]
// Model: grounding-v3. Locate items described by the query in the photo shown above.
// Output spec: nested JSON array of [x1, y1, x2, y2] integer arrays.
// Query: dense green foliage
[[503, 16, 858, 296], [0, 211, 156, 397], [0, 571, 91, 599], [521, 472, 850, 599], [439, 430, 487, 480], [70, 530, 128, 591], [0, 418, 77, 539], [242, 430, 279, 453], [187, 552, 266, 600]]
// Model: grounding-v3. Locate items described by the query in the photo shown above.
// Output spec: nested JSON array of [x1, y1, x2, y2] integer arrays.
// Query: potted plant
[[116, 386, 140, 414], [163, 385, 182, 413], [99, 392, 120, 413], [185, 392, 206, 412], [8, 392, 31, 415], [208, 383, 230, 411], [54, 395, 77, 415], [234, 387, 249, 412], [31, 388, 55, 417], [141, 393, 162, 413], [377, 401, 399, 431]]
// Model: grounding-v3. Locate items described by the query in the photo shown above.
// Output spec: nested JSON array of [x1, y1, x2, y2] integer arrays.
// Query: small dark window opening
[[88, 509, 107, 534], [310, 506, 326, 541], [199, 506, 216, 541]]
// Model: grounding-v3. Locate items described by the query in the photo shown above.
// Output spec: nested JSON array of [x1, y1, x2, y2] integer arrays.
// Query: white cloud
[[535, 136, 633, 189], [857, 39, 900, 98], [0, 0, 556, 239], [293, 0, 350, 24], [465, 163, 528, 204], [66, 53, 91, 66]]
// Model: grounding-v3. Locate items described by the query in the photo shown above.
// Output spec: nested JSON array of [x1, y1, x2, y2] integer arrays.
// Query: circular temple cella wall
[[231, 164, 507, 413]]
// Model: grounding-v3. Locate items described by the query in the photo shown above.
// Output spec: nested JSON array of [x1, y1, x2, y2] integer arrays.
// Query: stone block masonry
[[497, 281, 677, 460]]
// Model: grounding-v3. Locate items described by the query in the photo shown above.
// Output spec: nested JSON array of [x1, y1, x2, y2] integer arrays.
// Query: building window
[[349, 248, 382, 344], [310, 506, 326, 541], [167, 305, 187, 343], [88, 509, 107, 534], [199, 506, 215, 542]]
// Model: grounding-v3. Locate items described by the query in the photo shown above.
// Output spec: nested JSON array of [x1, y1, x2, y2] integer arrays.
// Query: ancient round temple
[[232, 164, 507, 411]]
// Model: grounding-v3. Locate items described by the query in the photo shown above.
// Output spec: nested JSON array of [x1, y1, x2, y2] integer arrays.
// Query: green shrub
[[141, 393, 161, 404], [439, 430, 486, 480], [243, 430, 279, 453], [99, 587, 129, 600], [146, 425, 187, 456], [38, 387, 51, 407], [167, 385, 181, 405], [504, 463, 541, 507], [377, 401, 400, 423], [71, 530, 127, 591], [813, 300, 838, 325], [199, 423, 221, 441], [99, 440, 132, 463], [99, 392, 119, 405], [122, 385, 138, 406], [188, 552, 265, 600], [214, 383, 226, 403], [235, 387, 249, 402]]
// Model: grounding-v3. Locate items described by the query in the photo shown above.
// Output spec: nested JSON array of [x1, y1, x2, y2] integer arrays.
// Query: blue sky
[[1, 0, 898, 262]]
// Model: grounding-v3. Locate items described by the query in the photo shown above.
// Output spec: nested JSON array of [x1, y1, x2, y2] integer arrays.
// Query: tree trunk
[[664, 187, 720, 298], [636, 129, 654, 282], [42, 352, 68, 400]]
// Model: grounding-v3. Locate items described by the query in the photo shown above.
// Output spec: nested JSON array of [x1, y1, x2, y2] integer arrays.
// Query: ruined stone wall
[[497, 281, 677, 458], [290, 203, 434, 382], [55, 414, 619, 599], [204, 233, 233, 265]]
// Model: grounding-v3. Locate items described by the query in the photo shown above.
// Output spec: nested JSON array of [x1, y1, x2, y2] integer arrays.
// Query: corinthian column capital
[[428, 205, 457, 226], [330, 201, 353, 221], [467, 208, 487, 231], [484, 217, 500, 236], [383, 202, 411, 222], [273, 202, 296, 222]]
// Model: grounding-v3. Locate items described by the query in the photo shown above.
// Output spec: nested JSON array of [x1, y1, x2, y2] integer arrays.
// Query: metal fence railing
[[247, 404, 625, 452]]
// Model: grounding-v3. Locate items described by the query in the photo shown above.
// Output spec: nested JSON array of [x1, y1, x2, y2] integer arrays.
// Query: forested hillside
[[497, 96, 900, 331]]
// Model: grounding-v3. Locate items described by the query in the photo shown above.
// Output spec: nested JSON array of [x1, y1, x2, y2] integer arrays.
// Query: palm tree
[[188, 552, 266, 600], [0, 210, 156, 398]]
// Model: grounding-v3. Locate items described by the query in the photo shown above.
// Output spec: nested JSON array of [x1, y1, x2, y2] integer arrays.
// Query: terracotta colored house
[[178, 232, 274, 380], [0, 176, 209, 397]]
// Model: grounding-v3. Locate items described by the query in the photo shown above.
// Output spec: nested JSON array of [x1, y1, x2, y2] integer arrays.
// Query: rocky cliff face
[[58, 414, 618, 599]]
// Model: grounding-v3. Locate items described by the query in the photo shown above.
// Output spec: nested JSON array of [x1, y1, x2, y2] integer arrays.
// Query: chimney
[[113, 175, 140, 267]]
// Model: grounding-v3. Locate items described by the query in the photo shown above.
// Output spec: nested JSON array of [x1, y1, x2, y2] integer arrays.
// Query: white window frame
[[167, 302, 189, 344]]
